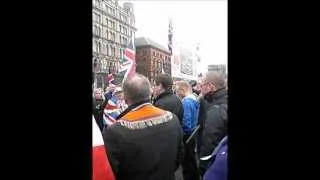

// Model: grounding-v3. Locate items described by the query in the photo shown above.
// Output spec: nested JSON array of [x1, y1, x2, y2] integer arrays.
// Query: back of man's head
[[175, 81, 192, 98], [176, 81, 191, 92], [189, 80, 197, 88], [122, 73, 152, 105], [155, 73, 173, 91]]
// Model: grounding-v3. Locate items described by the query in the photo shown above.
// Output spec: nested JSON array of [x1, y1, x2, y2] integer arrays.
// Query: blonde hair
[[175, 81, 192, 92]]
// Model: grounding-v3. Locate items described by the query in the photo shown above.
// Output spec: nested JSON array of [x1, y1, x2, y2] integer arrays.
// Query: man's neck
[[183, 92, 193, 99]]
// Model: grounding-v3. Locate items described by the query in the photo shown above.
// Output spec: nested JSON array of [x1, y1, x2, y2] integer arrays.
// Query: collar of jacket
[[204, 88, 227, 103], [183, 93, 198, 102], [154, 90, 174, 102], [116, 99, 151, 120]]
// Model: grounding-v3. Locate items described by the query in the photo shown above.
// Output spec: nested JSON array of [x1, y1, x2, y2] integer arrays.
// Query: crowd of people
[[92, 72, 228, 180]]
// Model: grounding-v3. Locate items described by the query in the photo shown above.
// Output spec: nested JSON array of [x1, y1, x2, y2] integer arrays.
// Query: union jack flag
[[119, 35, 136, 83], [107, 73, 114, 84]]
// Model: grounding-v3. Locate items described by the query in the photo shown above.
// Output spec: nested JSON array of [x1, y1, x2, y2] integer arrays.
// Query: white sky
[[120, 0, 227, 73]]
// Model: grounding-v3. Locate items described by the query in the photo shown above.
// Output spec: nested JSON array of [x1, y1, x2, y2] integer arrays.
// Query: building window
[[111, 8, 115, 15], [111, 46, 115, 57], [124, 38, 127, 45], [105, 44, 108, 55], [96, 14, 101, 23], [153, 51, 155, 56], [93, 40, 96, 52], [107, 45, 111, 56], [94, 0, 98, 7], [97, 42, 101, 53], [108, 31, 112, 40]]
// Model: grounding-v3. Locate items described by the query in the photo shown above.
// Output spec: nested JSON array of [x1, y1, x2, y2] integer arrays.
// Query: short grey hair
[[205, 72, 226, 89], [122, 73, 152, 104]]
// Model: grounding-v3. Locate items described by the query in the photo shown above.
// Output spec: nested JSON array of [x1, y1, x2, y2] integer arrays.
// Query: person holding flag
[[103, 87, 125, 127]]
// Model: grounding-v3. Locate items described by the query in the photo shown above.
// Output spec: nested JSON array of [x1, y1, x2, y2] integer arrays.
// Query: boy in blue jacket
[[176, 81, 200, 180]]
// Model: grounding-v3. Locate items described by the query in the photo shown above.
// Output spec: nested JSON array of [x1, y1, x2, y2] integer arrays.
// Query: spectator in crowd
[[104, 84, 116, 101], [153, 74, 184, 123], [103, 73, 184, 180], [175, 81, 201, 180], [103, 87, 125, 127], [93, 88, 105, 132], [189, 80, 201, 96], [198, 72, 228, 176], [203, 136, 228, 180]]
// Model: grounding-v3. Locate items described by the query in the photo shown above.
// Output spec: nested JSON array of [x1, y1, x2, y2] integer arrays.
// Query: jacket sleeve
[[199, 107, 226, 159], [176, 124, 184, 171], [182, 100, 192, 134], [102, 128, 122, 178]]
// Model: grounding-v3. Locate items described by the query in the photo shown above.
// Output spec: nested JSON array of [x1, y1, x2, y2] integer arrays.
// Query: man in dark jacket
[[93, 88, 105, 132], [103, 73, 184, 180], [198, 72, 228, 176], [153, 73, 184, 123]]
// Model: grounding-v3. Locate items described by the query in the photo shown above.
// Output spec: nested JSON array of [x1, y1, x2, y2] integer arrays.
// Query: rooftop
[[135, 37, 170, 54]]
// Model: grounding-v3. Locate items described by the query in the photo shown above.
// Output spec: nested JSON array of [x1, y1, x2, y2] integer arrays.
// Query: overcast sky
[[120, 0, 227, 73]]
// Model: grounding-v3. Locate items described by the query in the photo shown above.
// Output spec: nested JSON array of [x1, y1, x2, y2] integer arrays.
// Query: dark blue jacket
[[203, 136, 228, 180], [181, 94, 200, 135], [104, 91, 113, 101]]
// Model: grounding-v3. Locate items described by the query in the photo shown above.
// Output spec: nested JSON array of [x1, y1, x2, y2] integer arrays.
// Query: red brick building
[[135, 37, 171, 83]]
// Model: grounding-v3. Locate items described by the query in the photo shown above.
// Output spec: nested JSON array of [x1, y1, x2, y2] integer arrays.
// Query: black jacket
[[92, 98, 105, 132], [199, 88, 228, 161], [153, 91, 184, 123], [103, 103, 184, 180]]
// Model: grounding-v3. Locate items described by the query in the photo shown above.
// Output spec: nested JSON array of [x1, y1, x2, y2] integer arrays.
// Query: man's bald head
[[205, 72, 226, 90], [122, 73, 152, 105]]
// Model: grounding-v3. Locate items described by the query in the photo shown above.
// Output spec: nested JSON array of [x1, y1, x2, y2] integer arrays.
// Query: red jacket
[[92, 116, 115, 180]]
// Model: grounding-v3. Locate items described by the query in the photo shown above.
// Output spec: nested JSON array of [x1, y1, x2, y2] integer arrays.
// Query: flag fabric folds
[[92, 116, 115, 180], [118, 35, 136, 83]]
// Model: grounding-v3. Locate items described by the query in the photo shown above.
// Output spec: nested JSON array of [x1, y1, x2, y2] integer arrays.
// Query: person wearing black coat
[[93, 89, 105, 132], [103, 74, 184, 180], [198, 72, 228, 176], [153, 74, 184, 123]]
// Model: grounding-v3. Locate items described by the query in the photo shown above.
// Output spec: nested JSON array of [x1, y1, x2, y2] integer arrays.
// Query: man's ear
[[210, 83, 217, 92]]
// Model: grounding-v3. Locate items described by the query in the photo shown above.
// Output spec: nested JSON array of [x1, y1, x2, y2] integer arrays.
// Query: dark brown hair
[[155, 73, 173, 91]]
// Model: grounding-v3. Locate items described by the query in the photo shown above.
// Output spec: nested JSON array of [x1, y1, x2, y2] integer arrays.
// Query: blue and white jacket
[[203, 136, 228, 180], [181, 94, 200, 135]]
